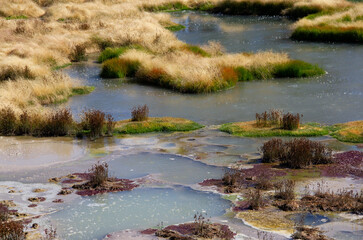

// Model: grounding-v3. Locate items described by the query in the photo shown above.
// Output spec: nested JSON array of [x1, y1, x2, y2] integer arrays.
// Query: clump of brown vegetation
[[245, 188, 265, 210], [255, 110, 302, 130], [282, 112, 301, 130], [89, 162, 109, 188], [69, 162, 139, 196], [80, 109, 106, 138], [0, 203, 25, 240], [131, 104, 149, 121], [292, 226, 331, 240], [256, 109, 282, 127], [68, 44, 87, 62], [274, 179, 296, 201], [301, 187, 363, 213], [261, 138, 332, 168], [152, 212, 235, 240]]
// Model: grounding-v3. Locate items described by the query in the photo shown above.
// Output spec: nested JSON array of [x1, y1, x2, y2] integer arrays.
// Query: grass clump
[[0, 107, 17, 135], [114, 117, 203, 134], [96, 46, 145, 63], [68, 44, 87, 62], [98, 47, 127, 63], [234, 66, 255, 81], [131, 104, 149, 122], [291, 26, 363, 43], [273, 60, 325, 78], [100, 58, 140, 78], [261, 138, 332, 168]]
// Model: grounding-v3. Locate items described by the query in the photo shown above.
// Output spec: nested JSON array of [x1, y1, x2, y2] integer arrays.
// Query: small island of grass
[[220, 121, 328, 137], [114, 117, 203, 134], [330, 120, 363, 143], [220, 110, 328, 137]]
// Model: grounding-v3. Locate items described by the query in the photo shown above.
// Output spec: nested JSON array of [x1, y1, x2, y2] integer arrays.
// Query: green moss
[[71, 86, 95, 96], [220, 121, 329, 137], [272, 60, 325, 78], [100, 58, 141, 78], [165, 24, 186, 32], [5, 15, 27, 20], [184, 44, 211, 57], [291, 26, 363, 43], [114, 117, 203, 134], [52, 63, 72, 71]]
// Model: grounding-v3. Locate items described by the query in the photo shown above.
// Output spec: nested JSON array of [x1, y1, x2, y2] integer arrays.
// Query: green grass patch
[[114, 117, 203, 134], [234, 67, 255, 81], [184, 44, 211, 57], [5, 15, 27, 20], [165, 24, 186, 32], [291, 26, 363, 43], [98, 45, 146, 63], [52, 63, 72, 71], [330, 121, 363, 143], [100, 58, 141, 78], [220, 121, 329, 137], [272, 60, 325, 78], [71, 86, 95, 96]]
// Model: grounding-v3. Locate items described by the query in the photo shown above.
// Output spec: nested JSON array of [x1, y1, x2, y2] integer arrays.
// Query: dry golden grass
[[294, 3, 363, 29], [0, 0, 340, 113]]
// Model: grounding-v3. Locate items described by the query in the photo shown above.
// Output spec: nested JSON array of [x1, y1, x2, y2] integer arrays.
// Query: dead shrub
[[89, 162, 109, 188], [246, 188, 264, 210], [261, 138, 332, 169], [81, 109, 105, 138], [256, 109, 282, 127], [222, 170, 243, 193], [131, 104, 149, 122], [41, 109, 73, 136], [282, 112, 301, 130], [275, 180, 295, 201], [260, 138, 284, 163]]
